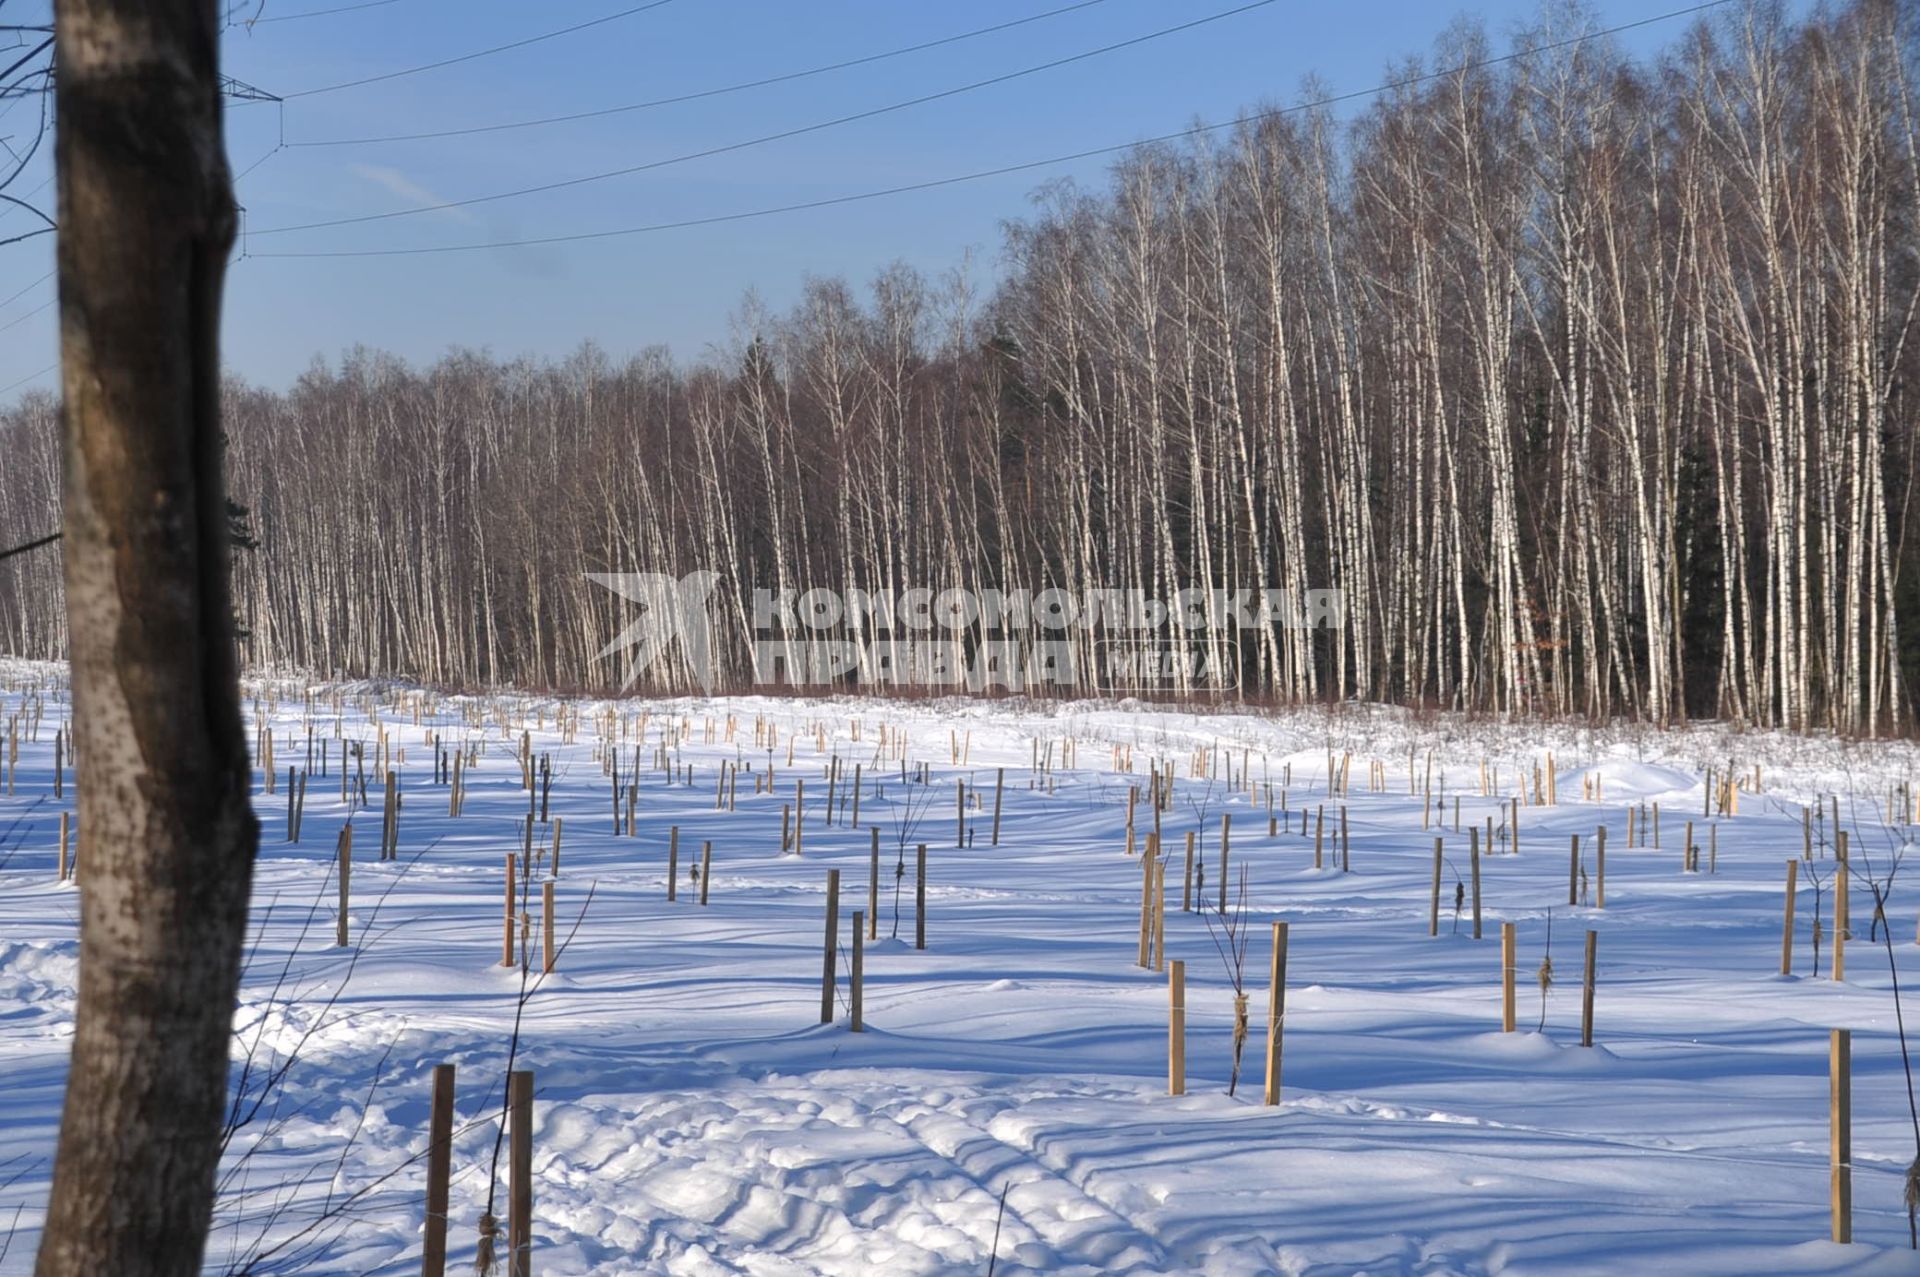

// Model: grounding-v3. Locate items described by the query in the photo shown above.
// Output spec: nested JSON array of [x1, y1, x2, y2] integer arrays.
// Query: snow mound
[[1566, 759, 1699, 801], [0, 939, 76, 1003]]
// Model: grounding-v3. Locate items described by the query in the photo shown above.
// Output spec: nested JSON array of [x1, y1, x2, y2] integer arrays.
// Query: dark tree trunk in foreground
[[36, 2, 257, 1274]]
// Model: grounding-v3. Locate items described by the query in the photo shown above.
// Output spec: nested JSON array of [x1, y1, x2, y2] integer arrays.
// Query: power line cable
[[0, 360, 52, 398], [0, 291, 50, 332], [252, 0, 1279, 236], [0, 267, 48, 311], [290, 0, 1116, 148], [234, 0, 406, 25], [284, 0, 679, 99], [249, 0, 1740, 261], [235, 148, 280, 183]]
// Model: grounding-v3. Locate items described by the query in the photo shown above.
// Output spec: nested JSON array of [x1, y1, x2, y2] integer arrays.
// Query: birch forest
[[2, 0, 1917, 730]]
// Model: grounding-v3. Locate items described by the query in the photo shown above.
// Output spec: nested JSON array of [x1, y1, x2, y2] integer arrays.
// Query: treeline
[[3, 0, 1918, 729]]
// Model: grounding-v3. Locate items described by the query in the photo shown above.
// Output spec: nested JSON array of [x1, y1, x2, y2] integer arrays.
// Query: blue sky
[[0, 0, 1803, 396]]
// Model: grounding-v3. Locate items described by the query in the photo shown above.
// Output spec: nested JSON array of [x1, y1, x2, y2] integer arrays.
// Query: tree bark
[[37, 2, 256, 1274]]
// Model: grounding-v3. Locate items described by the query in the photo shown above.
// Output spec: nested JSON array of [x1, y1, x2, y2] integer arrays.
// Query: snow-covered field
[[6, 661, 1920, 1275]]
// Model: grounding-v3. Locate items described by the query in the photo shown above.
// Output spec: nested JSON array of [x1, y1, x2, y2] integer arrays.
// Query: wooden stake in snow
[[1580, 930, 1597, 1047], [1219, 813, 1232, 913], [1153, 858, 1167, 973], [1429, 838, 1443, 937], [58, 810, 69, 882], [1782, 860, 1799, 976], [1596, 826, 1606, 908], [336, 826, 352, 949], [992, 767, 1004, 845], [667, 826, 679, 902], [541, 881, 556, 974], [1568, 834, 1580, 905], [1831, 1029, 1852, 1244], [508, 1069, 533, 1277], [1837, 831, 1851, 942], [867, 828, 880, 940], [850, 910, 865, 1033], [820, 869, 841, 1024], [1138, 833, 1157, 968], [423, 1063, 455, 1277], [1470, 827, 1482, 940], [915, 845, 928, 950], [1501, 922, 1517, 1032], [1263, 922, 1288, 1106], [501, 853, 516, 968], [381, 770, 398, 861], [1168, 959, 1186, 1097], [699, 841, 712, 906]]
